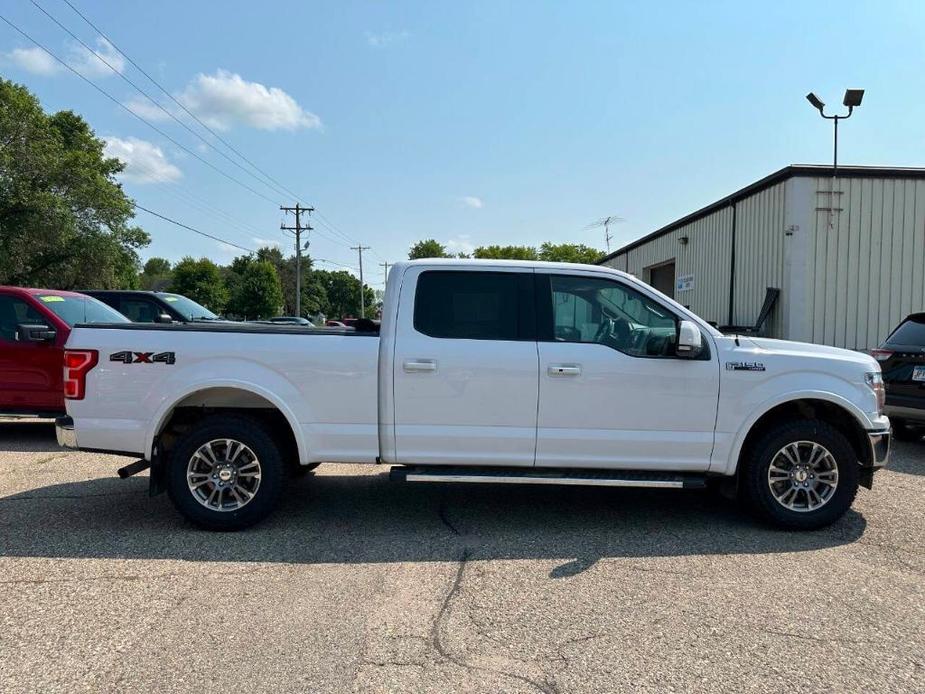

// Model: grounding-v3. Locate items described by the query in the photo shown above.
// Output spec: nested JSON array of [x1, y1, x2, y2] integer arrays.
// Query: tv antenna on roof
[[583, 215, 625, 254]]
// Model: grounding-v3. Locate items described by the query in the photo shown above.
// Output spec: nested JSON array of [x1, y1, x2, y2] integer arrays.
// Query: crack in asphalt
[[431, 548, 560, 694], [438, 499, 460, 536]]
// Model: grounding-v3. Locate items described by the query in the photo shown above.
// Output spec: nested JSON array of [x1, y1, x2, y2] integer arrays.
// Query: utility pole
[[379, 261, 390, 286], [351, 245, 371, 318], [281, 203, 313, 317]]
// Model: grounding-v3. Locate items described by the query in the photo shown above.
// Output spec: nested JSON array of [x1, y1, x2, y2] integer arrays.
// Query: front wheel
[[740, 420, 859, 530], [166, 415, 285, 530]]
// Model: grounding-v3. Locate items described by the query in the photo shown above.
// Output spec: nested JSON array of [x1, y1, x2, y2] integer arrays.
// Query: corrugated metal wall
[[808, 176, 925, 350], [731, 181, 788, 337], [603, 182, 788, 333]]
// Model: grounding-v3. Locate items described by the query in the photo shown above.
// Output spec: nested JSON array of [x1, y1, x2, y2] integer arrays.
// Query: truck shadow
[[0, 470, 867, 571], [0, 420, 62, 453]]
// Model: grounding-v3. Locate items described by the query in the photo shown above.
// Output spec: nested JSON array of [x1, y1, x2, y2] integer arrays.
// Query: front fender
[[144, 359, 309, 462], [712, 373, 877, 476]]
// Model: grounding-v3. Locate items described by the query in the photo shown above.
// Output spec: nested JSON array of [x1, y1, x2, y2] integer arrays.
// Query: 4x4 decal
[[110, 350, 176, 365]]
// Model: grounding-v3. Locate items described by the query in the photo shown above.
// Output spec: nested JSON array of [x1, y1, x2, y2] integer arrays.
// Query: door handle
[[404, 359, 437, 373], [548, 364, 581, 376]]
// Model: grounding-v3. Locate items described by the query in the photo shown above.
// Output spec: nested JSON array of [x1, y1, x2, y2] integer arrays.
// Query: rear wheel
[[166, 415, 284, 530], [892, 419, 924, 442], [741, 420, 859, 530]]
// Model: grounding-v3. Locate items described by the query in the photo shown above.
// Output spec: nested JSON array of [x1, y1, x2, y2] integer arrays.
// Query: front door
[[392, 267, 539, 466], [535, 272, 718, 471], [0, 294, 64, 412]]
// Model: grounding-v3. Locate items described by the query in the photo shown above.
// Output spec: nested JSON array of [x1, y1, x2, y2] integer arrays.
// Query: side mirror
[[154, 313, 174, 324], [676, 320, 703, 358], [17, 323, 57, 343]]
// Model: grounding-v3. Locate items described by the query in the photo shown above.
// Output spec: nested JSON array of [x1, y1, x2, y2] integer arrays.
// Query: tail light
[[64, 350, 98, 400], [870, 349, 893, 362]]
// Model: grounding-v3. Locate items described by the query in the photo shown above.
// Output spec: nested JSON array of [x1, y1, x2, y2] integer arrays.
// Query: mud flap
[[859, 466, 874, 491], [148, 437, 167, 497]]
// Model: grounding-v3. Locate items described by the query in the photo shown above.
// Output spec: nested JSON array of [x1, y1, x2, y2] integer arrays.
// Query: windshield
[[37, 294, 129, 326], [159, 293, 219, 320]]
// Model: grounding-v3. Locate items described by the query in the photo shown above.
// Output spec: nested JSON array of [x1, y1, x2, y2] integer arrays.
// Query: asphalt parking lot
[[0, 419, 922, 693]]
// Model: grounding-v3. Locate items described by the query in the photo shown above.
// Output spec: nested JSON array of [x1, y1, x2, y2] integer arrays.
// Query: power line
[[0, 13, 280, 206], [133, 204, 256, 253], [53, 0, 303, 204]]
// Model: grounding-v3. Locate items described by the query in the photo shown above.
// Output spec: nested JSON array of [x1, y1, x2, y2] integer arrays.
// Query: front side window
[[119, 299, 161, 323], [548, 275, 678, 357], [413, 271, 532, 340]]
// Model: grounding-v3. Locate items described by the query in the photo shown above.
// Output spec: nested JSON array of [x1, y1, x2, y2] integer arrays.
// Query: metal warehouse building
[[599, 165, 925, 351]]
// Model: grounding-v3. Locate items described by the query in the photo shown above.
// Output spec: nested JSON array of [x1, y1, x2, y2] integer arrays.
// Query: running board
[[389, 466, 706, 489]]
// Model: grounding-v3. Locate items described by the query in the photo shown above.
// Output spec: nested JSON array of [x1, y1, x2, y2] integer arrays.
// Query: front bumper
[[866, 429, 891, 470], [55, 415, 77, 449]]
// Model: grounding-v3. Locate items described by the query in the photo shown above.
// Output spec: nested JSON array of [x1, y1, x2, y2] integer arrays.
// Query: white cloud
[[446, 234, 475, 256], [103, 136, 182, 184], [123, 95, 173, 122], [67, 37, 124, 77], [460, 196, 483, 209], [5, 47, 61, 75], [252, 237, 281, 248], [365, 31, 409, 48], [176, 70, 320, 131]]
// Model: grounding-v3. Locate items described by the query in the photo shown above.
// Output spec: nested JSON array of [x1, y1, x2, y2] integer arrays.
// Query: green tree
[[0, 79, 149, 288], [408, 239, 449, 260], [139, 257, 172, 290], [473, 245, 539, 260], [316, 269, 376, 318], [225, 256, 283, 319], [538, 242, 604, 264], [169, 257, 228, 313]]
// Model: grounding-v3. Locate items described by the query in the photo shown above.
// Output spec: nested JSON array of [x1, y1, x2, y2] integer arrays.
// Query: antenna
[[583, 215, 625, 254]]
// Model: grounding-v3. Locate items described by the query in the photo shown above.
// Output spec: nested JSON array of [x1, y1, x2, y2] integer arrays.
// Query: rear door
[[0, 292, 65, 412], [391, 267, 539, 466]]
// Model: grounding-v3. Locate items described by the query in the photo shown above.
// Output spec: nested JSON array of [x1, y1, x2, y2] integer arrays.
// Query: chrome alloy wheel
[[767, 440, 839, 513], [186, 439, 262, 512]]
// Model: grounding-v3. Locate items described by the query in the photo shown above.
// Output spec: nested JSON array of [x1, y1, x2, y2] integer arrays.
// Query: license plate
[[913, 366, 925, 382]]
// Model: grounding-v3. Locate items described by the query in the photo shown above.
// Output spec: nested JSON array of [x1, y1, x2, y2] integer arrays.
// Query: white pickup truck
[[56, 259, 890, 531]]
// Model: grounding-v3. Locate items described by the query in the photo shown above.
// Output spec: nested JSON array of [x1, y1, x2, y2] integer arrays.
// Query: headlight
[[865, 371, 885, 414]]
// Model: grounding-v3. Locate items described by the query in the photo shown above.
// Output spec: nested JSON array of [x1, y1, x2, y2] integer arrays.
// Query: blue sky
[[3, 1, 924, 287]]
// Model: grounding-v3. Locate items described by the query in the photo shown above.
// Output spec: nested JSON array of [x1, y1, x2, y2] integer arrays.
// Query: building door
[[647, 261, 676, 299]]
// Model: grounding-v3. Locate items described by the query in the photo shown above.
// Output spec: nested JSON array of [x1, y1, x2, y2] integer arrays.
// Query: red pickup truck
[[0, 286, 128, 416]]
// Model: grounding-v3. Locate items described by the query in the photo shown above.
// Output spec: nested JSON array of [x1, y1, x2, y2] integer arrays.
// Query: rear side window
[[40, 295, 129, 326], [886, 317, 925, 346], [413, 271, 533, 340]]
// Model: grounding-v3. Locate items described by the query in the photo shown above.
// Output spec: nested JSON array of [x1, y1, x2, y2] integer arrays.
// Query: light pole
[[805, 89, 865, 176]]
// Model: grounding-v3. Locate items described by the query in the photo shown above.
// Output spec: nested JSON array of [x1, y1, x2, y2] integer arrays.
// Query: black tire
[[892, 419, 924, 442], [740, 419, 859, 530], [166, 415, 285, 531]]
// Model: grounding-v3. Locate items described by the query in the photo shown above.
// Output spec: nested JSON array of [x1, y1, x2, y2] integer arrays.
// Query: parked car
[[260, 316, 314, 326], [872, 313, 925, 440], [0, 286, 128, 416], [80, 290, 221, 324], [325, 320, 347, 327]]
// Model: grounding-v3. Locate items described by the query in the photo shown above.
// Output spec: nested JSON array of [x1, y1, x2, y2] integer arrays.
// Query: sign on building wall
[[676, 274, 694, 292]]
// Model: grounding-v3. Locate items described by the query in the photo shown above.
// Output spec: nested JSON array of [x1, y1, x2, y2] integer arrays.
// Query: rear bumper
[[55, 415, 77, 449], [866, 429, 891, 469]]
